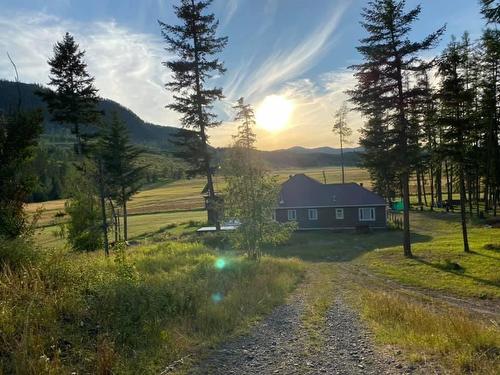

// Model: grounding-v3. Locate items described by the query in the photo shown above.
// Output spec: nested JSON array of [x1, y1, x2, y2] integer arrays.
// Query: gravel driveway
[[188, 278, 413, 375]]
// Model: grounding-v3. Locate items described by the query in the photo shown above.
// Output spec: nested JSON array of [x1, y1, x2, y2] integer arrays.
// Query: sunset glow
[[255, 95, 293, 133]]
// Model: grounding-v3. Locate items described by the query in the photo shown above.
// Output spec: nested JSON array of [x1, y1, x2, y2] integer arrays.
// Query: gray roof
[[278, 174, 385, 208]]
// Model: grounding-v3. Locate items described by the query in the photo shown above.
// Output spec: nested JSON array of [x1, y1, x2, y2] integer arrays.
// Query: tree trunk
[[402, 172, 412, 258], [416, 170, 423, 210], [435, 163, 443, 207], [459, 164, 470, 252], [98, 159, 109, 256], [421, 171, 428, 208], [123, 192, 128, 242], [429, 165, 435, 210]]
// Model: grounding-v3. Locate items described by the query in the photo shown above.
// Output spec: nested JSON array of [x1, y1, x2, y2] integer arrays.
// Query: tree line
[[351, 0, 499, 257]]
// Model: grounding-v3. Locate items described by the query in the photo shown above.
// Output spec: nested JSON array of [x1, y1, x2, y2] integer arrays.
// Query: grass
[[360, 212, 500, 298], [0, 240, 305, 374], [355, 289, 499, 374], [300, 264, 337, 352]]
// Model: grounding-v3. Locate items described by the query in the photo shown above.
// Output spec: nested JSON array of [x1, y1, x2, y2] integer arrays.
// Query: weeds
[[0, 240, 304, 374], [358, 289, 500, 374]]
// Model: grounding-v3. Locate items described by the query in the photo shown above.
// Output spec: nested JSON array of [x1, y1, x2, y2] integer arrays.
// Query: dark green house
[[274, 174, 387, 230]]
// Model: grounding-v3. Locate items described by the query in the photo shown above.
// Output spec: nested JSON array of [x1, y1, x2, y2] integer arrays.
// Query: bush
[[0, 240, 305, 373], [0, 236, 40, 269]]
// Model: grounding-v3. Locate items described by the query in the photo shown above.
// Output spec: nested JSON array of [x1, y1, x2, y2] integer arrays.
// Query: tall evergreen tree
[[479, 28, 500, 215], [99, 113, 145, 242], [159, 0, 228, 229], [233, 97, 256, 150], [0, 110, 43, 238], [437, 36, 474, 252], [38, 33, 100, 155], [332, 102, 352, 184], [350, 0, 444, 257]]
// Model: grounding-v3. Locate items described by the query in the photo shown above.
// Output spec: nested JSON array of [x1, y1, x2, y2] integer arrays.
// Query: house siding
[[275, 206, 386, 229]]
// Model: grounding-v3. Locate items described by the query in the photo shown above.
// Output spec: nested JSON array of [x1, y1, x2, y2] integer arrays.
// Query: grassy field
[[0, 239, 305, 374], [266, 210, 499, 373]]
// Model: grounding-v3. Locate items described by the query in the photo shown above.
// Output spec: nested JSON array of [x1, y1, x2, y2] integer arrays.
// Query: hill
[[0, 80, 180, 151], [284, 146, 363, 155], [216, 147, 361, 169]]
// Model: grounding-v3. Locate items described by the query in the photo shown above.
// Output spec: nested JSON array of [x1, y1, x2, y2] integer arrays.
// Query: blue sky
[[0, 0, 487, 149]]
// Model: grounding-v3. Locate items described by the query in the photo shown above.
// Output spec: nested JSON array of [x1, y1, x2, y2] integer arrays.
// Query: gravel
[[188, 290, 414, 375]]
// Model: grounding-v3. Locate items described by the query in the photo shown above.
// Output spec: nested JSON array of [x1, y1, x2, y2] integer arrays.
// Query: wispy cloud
[[0, 11, 178, 126], [224, 1, 349, 103]]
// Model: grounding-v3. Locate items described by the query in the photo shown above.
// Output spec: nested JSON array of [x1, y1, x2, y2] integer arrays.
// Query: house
[[274, 174, 387, 230]]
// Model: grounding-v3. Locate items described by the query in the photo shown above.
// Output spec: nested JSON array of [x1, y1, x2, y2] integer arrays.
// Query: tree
[[437, 36, 474, 252], [99, 113, 145, 242], [480, 0, 500, 23], [350, 0, 444, 257], [332, 102, 352, 184], [0, 110, 43, 238], [38, 33, 100, 156], [233, 97, 257, 150], [224, 100, 295, 259], [159, 0, 228, 230]]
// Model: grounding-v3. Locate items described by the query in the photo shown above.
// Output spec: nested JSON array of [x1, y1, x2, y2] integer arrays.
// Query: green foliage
[[37, 32, 99, 154], [0, 240, 304, 373], [224, 147, 296, 258], [64, 173, 103, 251], [0, 110, 44, 238], [159, 0, 228, 206]]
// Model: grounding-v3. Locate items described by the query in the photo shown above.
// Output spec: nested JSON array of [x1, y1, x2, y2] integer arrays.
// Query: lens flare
[[214, 258, 226, 270], [211, 292, 223, 303]]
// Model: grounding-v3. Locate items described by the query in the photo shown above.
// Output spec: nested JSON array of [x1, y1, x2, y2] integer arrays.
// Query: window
[[335, 208, 344, 220], [359, 207, 376, 221], [308, 209, 318, 220], [332, 195, 336, 203], [287, 209, 297, 221]]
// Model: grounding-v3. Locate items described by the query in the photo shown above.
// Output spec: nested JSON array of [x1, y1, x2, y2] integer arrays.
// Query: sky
[[0, 0, 488, 150]]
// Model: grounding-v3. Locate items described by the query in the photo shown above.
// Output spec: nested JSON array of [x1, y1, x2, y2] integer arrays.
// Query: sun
[[255, 95, 293, 132]]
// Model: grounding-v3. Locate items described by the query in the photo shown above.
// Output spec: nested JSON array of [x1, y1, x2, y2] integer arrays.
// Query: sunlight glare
[[256, 95, 293, 132]]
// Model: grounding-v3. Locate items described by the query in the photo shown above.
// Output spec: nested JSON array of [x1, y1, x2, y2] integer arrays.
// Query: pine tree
[[349, 0, 444, 257], [0, 110, 43, 238], [437, 36, 474, 252], [159, 0, 228, 229], [224, 99, 295, 259], [37, 33, 100, 155], [99, 113, 145, 242], [233, 97, 256, 150], [332, 102, 352, 184], [480, 0, 500, 23]]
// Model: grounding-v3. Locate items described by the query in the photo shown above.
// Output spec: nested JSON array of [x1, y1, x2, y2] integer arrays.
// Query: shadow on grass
[[413, 256, 500, 289], [265, 229, 432, 263]]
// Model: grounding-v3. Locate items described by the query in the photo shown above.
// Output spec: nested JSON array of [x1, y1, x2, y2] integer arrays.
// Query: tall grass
[[0, 240, 304, 374], [358, 290, 500, 374]]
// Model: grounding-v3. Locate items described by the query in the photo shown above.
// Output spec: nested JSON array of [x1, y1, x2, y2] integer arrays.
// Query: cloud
[[0, 11, 178, 126], [224, 1, 349, 103], [211, 69, 363, 150]]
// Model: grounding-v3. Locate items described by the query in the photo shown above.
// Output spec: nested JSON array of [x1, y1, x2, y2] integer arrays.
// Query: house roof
[[277, 174, 385, 208]]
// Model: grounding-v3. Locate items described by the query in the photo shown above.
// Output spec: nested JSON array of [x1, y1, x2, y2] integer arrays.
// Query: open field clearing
[[27, 166, 370, 229]]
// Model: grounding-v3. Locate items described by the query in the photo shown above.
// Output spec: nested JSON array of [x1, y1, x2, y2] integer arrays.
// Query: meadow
[[14, 166, 500, 373]]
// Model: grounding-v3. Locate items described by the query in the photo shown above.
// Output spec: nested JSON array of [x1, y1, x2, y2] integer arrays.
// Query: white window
[[335, 208, 344, 220], [359, 207, 376, 221], [287, 209, 297, 221], [308, 209, 318, 220]]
